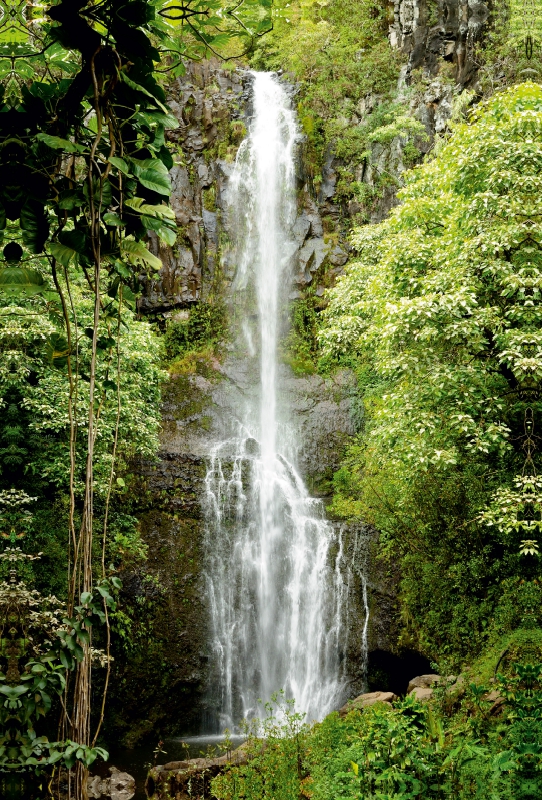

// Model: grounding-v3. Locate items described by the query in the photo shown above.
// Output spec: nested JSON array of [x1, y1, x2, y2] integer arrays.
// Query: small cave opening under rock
[[366, 649, 433, 697]]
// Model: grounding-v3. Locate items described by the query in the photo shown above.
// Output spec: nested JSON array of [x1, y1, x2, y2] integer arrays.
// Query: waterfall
[[204, 72, 347, 729]]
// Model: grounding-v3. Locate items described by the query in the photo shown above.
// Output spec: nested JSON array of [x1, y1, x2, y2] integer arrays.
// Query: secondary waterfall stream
[[204, 72, 349, 730]]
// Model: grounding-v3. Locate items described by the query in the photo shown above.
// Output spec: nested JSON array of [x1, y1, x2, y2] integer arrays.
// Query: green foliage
[[212, 694, 308, 800], [212, 679, 542, 800], [0, 535, 118, 771], [475, 0, 542, 91], [321, 82, 542, 660], [164, 302, 227, 362], [0, 0, 275, 782], [280, 296, 321, 374], [213, 602, 542, 800], [0, 281, 163, 496]]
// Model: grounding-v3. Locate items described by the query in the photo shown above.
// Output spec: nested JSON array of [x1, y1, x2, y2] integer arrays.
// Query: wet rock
[[161, 744, 249, 772], [339, 690, 398, 716], [407, 674, 441, 693], [389, 0, 489, 85], [318, 146, 339, 202], [88, 768, 135, 800], [284, 371, 356, 488], [328, 245, 349, 267], [245, 437, 260, 456], [483, 689, 505, 715], [148, 746, 250, 799], [301, 190, 324, 238], [297, 238, 329, 282], [140, 60, 245, 313], [293, 215, 311, 246]]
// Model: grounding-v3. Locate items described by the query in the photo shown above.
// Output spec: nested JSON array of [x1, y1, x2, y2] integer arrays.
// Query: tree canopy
[[322, 81, 542, 657]]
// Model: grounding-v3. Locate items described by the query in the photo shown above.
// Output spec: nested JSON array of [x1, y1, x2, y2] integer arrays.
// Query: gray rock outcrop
[[407, 673, 441, 694], [88, 768, 135, 800], [389, 0, 490, 84], [410, 686, 434, 702], [339, 690, 399, 716], [141, 59, 246, 312], [406, 673, 441, 702]]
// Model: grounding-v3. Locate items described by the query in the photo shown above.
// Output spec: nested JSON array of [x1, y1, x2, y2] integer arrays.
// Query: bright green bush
[[320, 82, 542, 661]]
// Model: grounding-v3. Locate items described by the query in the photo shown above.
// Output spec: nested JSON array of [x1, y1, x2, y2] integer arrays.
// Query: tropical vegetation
[[3, 0, 542, 798]]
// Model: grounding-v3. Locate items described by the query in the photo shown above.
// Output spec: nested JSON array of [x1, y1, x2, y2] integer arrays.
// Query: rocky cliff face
[[140, 2, 496, 315], [390, 0, 490, 84], [139, 60, 348, 312], [389, 0, 492, 146], [321, 0, 494, 225], [139, 60, 245, 313]]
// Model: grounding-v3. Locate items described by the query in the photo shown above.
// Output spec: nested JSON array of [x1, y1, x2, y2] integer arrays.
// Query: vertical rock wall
[[389, 0, 490, 84]]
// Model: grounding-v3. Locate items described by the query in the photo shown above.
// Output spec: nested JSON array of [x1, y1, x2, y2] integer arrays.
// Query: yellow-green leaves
[[0, 268, 46, 296], [120, 238, 162, 270], [321, 81, 542, 577]]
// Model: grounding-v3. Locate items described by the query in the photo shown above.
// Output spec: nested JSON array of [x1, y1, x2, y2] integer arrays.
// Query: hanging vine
[[0, 0, 272, 796]]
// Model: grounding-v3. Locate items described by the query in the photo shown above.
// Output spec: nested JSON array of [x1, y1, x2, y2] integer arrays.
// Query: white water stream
[[204, 72, 349, 729]]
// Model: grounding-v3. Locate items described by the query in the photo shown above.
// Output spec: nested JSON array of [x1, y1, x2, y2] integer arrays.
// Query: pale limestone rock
[[339, 690, 398, 716], [410, 686, 434, 702], [407, 674, 440, 694]]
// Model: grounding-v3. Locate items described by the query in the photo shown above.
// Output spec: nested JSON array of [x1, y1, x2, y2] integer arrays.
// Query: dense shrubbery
[[320, 82, 542, 662], [212, 641, 542, 800], [0, 0, 272, 787], [164, 302, 227, 362]]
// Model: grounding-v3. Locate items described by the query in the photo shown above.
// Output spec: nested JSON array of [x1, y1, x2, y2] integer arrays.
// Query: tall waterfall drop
[[204, 72, 347, 729]]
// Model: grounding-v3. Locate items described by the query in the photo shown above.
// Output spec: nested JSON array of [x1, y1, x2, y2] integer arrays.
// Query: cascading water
[[204, 72, 348, 729]]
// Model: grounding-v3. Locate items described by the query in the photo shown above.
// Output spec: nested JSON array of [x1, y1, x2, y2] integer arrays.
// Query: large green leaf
[[58, 190, 84, 210], [83, 177, 113, 208], [125, 197, 175, 218], [43, 333, 70, 369], [20, 204, 49, 254], [141, 215, 176, 245], [121, 238, 162, 269], [103, 212, 125, 227], [137, 169, 171, 195], [0, 268, 46, 296], [49, 242, 77, 266], [36, 133, 86, 154], [49, 230, 89, 266], [119, 71, 169, 113], [108, 156, 131, 175], [0, 685, 29, 699]]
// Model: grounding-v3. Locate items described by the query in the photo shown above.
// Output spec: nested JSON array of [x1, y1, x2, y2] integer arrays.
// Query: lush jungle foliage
[[3, 0, 542, 797], [212, 643, 542, 800], [321, 81, 542, 665]]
